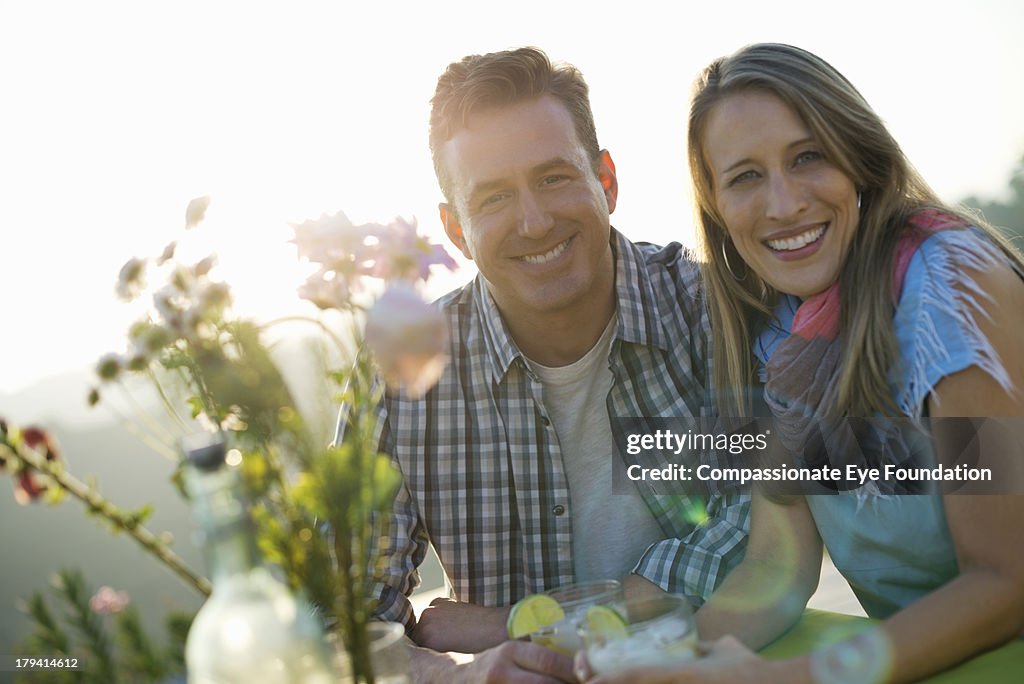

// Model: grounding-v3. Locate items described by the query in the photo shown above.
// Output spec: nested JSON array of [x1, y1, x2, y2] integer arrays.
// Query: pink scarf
[[762, 209, 968, 489]]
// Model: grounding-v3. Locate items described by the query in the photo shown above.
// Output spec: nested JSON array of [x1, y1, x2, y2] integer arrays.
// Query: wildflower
[[157, 241, 177, 266], [22, 426, 60, 462], [12, 426, 59, 505], [371, 217, 457, 283], [195, 281, 231, 317], [127, 321, 171, 361], [364, 284, 448, 398], [193, 256, 217, 278], [170, 265, 195, 294], [174, 280, 231, 340], [115, 257, 147, 302], [153, 284, 188, 332], [14, 472, 46, 505], [96, 353, 123, 382], [291, 211, 378, 267], [297, 270, 351, 311], [0, 417, 8, 471], [185, 195, 211, 229], [89, 586, 131, 615]]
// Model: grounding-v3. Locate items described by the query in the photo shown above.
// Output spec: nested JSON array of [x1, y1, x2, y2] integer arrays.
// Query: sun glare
[[1, 1, 1021, 399]]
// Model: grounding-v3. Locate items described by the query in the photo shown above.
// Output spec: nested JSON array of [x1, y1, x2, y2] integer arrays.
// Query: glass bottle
[[184, 439, 336, 684]]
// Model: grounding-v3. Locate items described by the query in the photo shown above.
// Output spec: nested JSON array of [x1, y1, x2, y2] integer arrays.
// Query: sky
[[2, 0, 1023, 396]]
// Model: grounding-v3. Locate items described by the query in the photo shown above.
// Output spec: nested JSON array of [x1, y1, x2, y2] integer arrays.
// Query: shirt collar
[[611, 229, 670, 353], [474, 228, 670, 383]]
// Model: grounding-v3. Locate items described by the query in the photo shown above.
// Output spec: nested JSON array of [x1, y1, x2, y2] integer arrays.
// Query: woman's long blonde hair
[[688, 43, 1023, 417]]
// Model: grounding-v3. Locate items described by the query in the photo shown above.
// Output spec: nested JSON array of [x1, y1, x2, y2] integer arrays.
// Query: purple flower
[[371, 217, 457, 283], [364, 284, 448, 398], [292, 213, 457, 304]]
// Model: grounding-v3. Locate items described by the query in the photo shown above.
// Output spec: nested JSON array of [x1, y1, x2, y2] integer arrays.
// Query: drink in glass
[[579, 595, 697, 675], [529, 580, 624, 656]]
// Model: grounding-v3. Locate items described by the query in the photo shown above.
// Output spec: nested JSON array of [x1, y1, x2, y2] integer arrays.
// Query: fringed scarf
[[762, 209, 969, 494]]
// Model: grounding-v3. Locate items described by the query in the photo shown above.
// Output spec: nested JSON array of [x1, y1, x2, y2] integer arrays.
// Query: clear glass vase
[[333, 621, 410, 684]]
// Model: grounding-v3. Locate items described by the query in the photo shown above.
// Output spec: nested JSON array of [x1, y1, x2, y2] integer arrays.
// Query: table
[[760, 609, 1024, 683]]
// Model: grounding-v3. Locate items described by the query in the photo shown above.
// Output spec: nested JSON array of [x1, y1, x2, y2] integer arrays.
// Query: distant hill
[[0, 369, 114, 428]]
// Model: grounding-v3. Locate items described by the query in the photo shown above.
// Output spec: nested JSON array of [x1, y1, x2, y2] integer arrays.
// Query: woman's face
[[703, 90, 859, 299]]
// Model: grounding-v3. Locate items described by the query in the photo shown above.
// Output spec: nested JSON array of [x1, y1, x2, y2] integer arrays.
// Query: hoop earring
[[721, 240, 747, 280], [857, 192, 862, 211]]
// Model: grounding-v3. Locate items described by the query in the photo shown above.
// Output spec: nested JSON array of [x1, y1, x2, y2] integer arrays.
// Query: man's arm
[[412, 598, 510, 653], [630, 486, 751, 606], [369, 477, 431, 629]]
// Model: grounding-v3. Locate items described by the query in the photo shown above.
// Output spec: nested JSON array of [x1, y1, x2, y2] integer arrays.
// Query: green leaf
[[186, 396, 205, 419], [371, 455, 402, 511], [128, 504, 155, 527]]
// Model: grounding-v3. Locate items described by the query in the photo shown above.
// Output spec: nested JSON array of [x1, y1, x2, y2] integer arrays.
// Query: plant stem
[[146, 367, 192, 432], [261, 314, 354, 359], [7, 442, 211, 597], [333, 516, 374, 684]]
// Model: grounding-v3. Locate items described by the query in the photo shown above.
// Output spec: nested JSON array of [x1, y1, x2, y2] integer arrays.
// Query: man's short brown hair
[[429, 46, 601, 207]]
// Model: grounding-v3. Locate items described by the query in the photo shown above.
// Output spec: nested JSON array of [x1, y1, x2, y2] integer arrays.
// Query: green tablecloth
[[760, 609, 1024, 683]]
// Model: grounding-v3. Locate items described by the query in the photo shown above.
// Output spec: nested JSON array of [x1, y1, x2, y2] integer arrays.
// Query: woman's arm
[[695, 492, 823, 649], [871, 260, 1024, 681]]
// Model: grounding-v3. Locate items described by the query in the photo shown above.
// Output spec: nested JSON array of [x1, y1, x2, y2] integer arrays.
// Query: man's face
[[438, 95, 618, 327]]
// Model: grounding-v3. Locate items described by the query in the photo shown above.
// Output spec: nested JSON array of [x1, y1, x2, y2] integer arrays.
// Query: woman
[[579, 44, 1024, 683]]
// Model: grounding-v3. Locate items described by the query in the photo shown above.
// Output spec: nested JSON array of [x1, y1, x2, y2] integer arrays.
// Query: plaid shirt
[[359, 230, 750, 630]]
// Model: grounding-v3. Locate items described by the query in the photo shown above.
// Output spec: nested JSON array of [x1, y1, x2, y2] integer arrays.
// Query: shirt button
[[552, 504, 566, 516], [541, 415, 551, 427]]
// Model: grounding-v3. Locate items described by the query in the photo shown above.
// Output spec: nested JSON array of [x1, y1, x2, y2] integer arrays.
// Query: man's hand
[[408, 640, 576, 684], [574, 636, 797, 684], [412, 598, 511, 653], [462, 641, 576, 684]]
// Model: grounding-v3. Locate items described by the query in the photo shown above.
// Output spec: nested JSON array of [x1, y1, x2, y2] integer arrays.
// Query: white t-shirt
[[525, 315, 664, 581]]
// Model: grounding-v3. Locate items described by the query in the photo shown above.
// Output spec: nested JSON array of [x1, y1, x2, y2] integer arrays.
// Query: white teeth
[[766, 224, 826, 251], [521, 238, 570, 265]]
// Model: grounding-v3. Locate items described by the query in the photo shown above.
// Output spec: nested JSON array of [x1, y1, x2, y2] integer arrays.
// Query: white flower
[[297, 269, 351, 311], [195, 410, 247, 433], [156, 241, 177, 266], [291, 211, 376, 266], [364, 284, 448, 398], [115, 257, 147, 301], [153, 284, 188, 331], [124, 321, 170, 369], [193, 255, 217, 278], [185, 196, 211, 229]]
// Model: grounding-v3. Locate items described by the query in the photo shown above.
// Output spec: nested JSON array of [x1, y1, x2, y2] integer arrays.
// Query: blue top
[[754, 228, 1013, 618]]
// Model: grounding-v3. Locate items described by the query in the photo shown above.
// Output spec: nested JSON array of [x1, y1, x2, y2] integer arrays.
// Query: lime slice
[[507, 594, 566, 639], [583, 604, 629, 641]]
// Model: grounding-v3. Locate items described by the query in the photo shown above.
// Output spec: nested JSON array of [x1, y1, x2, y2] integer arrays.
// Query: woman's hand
[[574, 636, 791, 684]]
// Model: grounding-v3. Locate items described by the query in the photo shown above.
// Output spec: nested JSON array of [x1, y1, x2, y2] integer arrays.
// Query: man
[[351, 47, 749, 682]]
